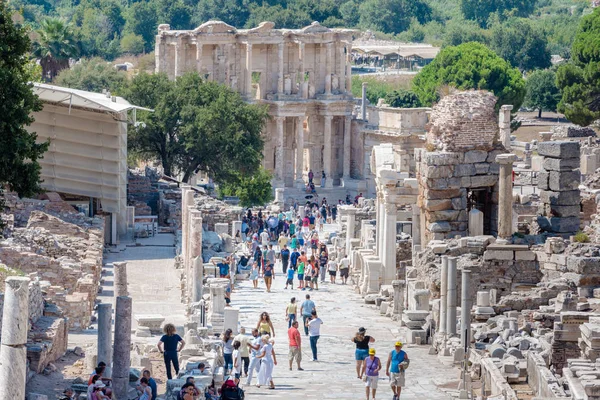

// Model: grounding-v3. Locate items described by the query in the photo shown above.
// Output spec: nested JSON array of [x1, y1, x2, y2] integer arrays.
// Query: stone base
[[402, 328, 427, 344], [135, 326, 152, 337]]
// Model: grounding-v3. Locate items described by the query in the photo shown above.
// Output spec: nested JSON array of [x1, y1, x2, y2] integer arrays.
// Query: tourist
[[303, 258, 313, 290], [386, 342, 409, 400], [328, 256, 338, 284], [256, 335, 277, 389], [257, 311, 275, 337], [280, 244, 290, 274], [87, 375, 100, 399], [339, 253, 350, 284], [232, 340, 242, 384], [225, 282, 232, 307], [234, 327, 251, 377], [352, 327, 375, 378], [290, 246, 300, 270], [222, 328, 234, 375], [260, 229, 269, 247], [142, 370, 157, 400], [179, 383, 196, 400], [296, 259, 305, 290], [197, 362, 210, 376], [290, 234, 299, 252], [278, 232, 288, 249], [214, 258, 230, 278], [310, 257, 319, 290], [137, 377, 152, 400], [288, 320, 303, 371], [300, 294, 316, 335], [266, 244, 276, 269], [158, 323, 185, 380], [308, 169, 314, 184], [302, 215, 310, 235], [360, 349, 381, 400], [310, 233, 319, 256], [253, 246, 263, 274], [285, 264, 295, 290], [319, 250, 328, 283], [245, 329, 262, 386], [263, 260, 274, 293], [285, 297, 297, 328], [321, 171, 326, 187], [59, 388, 75, 400], [250, 261, 260, 289], [306, 310, 323, 361], [331, 202, 338, 222], [289, 219, 296, 237], [91, 381, 109, 400]]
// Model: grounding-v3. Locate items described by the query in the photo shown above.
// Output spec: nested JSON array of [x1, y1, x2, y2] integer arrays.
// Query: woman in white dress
[[256, 335, 277, 389]]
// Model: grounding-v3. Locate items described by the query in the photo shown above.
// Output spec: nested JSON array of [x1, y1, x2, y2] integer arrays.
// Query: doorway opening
[[467, 187, 493, 235]]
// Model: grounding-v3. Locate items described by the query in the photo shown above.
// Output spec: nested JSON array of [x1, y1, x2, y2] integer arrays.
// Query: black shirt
[[354, 335, 371, 350], [160, 334, 182, 352]]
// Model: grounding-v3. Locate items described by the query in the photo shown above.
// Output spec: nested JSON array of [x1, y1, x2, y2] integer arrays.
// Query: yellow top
[[286, 303, 297, 315], [259, 321, 271, 334]]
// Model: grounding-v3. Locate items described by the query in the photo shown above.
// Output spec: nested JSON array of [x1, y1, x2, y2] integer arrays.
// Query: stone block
[[543, 157, 581, 172], [28, 394, 48, 400], [540, 190, 581, 206], [474, 163, 490, 174], [569, 257, 600, 274], [515, 251, 535, 261], [464, 150, 489, 164], [470, 175, 498, 187], [538, 171, 550, 190], [424, 199, 452, 211], [428, 222, 451, 233], [537, 141, 580, 159], [429, 210, 460, 221], [424, 189, 462, 200], [536, 216, 580, 233], [484, 250, 514, 261], [549, 205, 581, 218], [548, 171, 581, 192], [451, 197, 467, 210], [454, 164, 476, 177], [424, 165, 454, 179], [424, 152, 462, 166]]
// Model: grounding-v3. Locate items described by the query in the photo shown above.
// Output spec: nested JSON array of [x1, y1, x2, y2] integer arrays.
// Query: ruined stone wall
[[128, 169, 159, 215], [159, 189, 182, 230], [194, 195, 244, 231]]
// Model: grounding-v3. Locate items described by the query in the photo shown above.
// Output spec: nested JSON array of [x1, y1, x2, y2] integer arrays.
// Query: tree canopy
[[220, 167, 274, 207], [54, 57, 128, 93], [0, 2, 49, 197], [524, 69, 560, 118], [384, 90, 422, 108], [125, 73, 269, 184], [412, 42, 526, 110], [460, 0, 537, 27], [490, 18, 551, 72], [358, 0, 432, 35], [556, 7, 600, 126], [32, 17, 79, 80]]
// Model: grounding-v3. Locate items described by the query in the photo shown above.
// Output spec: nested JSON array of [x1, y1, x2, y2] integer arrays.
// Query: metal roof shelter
[[352, 43, 440, 60], [28, 83, 146, 242]]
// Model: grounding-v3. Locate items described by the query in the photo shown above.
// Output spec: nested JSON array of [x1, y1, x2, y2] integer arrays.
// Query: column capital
[[392, 279, 405, 288], [323, 114, 333, 121], [274, 116, 286, 123], [246, 42, 252, 50], [384, 201, 397, 213], [496, 153, 518, 165]]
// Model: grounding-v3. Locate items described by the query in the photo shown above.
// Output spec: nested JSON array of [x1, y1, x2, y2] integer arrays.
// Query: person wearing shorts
[[328, 257, 337, 284], [287, 320, 303, 371], [285, 267, 295, 290], [297, 261, 305, 289], [352, 327, 375, 378], [386, 342, 409, 400], [303, 263, 313, 290], [361, 348, 381, 400]]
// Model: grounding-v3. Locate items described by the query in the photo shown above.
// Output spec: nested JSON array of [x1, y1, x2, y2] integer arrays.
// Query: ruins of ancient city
[[2, 18, 600, 400]]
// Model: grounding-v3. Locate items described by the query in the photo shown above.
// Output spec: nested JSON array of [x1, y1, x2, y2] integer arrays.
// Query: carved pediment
[[301, 21, 330, 33], [247, 21, 275, 33], [193, 20, 237, 34]]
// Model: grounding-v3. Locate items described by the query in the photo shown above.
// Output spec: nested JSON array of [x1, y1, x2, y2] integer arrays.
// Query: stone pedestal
[[474, 291, 495, 321], [214, 223, 229, 236], [209, 284, 225, 333], [231, 221, 242, 237], [97, 303, 112, 378], [460, 269, 471, 349], [0, 277, 30, 400], [192, 256, 204, 303], [382, 202, 397, 285], [496, 154, 518, 241], [392, 280, 405, 320], [223, 307, 239, 334], [275, 188, 285, 203], [344, 207, 357, 257], [446, 257, 458, 336], [112, 296, 132, 400], [113, 262, 128, 297], [499, 105, 512, 150], [468, 209, 484, 237]]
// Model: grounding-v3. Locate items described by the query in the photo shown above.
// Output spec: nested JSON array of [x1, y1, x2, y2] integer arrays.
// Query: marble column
[[275, 117, 285, 183], [439, 256, 448, 334], [361, 83, 367, 120], [392, 279, 405, 320], [345, 208, 357, 257], [382, 201, 397, 284], [184, 189, 195, 272], [325, 43, 333, 94], [339, 43, 346, 93], [97, 303, 112, 378], [376, 198, 385, 257], [113, 261, 128, 298], [0, 277, 30, 400], [245, 43, 253, 97], [323, 115, 333, 188], [411, 205, 421, 248], [499, 105, 513, 151], [112, 296, 132, 399], [155, 35, 166, 74], [189, 211, 203, 301], [192, 256, 204, 303], [342, 116, 352, 184], [298, 42, 307, 99], [174, 37, 185, 78], [181, 185, 191, 275], [278, 42, 284, 95], [446, 257, 457, 336], [496, 154, 518, 241], [461, 269, 472, 349], [345, 43, 352, 94], [295, 116, 305, 188], [195, 40, 203, 74]]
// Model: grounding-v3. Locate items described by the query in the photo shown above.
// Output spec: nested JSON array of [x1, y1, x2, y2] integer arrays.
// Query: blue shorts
[[298, 274, 304, 280], [355, 348, 369, 361]]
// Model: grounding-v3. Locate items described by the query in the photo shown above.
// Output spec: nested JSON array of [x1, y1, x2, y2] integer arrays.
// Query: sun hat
[[358, 327, 366, 333], [395, 341, 403, 347], [95, 382, 106, 388], [368, 348, 376, 355]]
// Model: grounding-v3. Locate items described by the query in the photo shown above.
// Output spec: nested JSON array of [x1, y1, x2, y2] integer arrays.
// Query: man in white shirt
[[234, 327, 251, 377], [260, 230, 270, 246], [306, 310, 323, 361], [339, 255, 351, 285], [245, 329, 263, 385]]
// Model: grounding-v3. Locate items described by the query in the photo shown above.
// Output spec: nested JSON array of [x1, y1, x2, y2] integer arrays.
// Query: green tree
[[412, 42, 526, 110], [442, 19, 489, 47], [556, 8, 600, 126], [524, 69, 560, 118], [490, 19, 551, 72], [125, 73, 269, 183], [124, 1, 158, 53], [340, 0, 360, 27], [32, 17, 79, 80], [194, 0, 251, 28], [220, 167, 273, 207], [384, 89, 422, 108], [120, 33, 145, 55], [78, 8, 121, 59], [460, 0, 537, 27], [358, 0, 432, 35], [54, 57, 128, 93], [0, 2, 49, 198]]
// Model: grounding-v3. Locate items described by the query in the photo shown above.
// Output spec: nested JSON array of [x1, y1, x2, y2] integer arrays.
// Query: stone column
[[183, 190, 195, 271], [275, 116, 285, 183], [496, 154, 518, 242], [295, 116, 305, 188], [298, 42, 307, 99], [278, 42, 284, 94], [382, 201, 397, 284], [112, 296, 132, 399], [439, 256, 448, 334], [245, 43, 253, 97], [499, 105, 513, 151], [0, 277, 30, 400], [323, 115, 333, 188], [325, 43, 333, 94], [392, 279, 405, 320], [97, 303, 113, 378], [195, 40, 203, 74], [461, 269, 472, 348], [411, 205, 421, 248], [361, 83, 367, 120], [376, 198, 385, 257], [345, 43, 352, 94], [113, 262, 128, 298], [174, 37, 185, 78], [181, 185, 191, 275], [155, 35, 165, 74], [342, 116, 352, 184], [446, 257, 457, 336], [192, 256, 204, 303], [339, 43, 346, 92], [189, 211, 203, 301], [345, 208, 357, 257]]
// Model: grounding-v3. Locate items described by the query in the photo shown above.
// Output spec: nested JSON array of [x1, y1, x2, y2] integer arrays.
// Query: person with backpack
[[220, 378, 245, 400], [360, 348, 381, 400], [386, 342, 410, 400]]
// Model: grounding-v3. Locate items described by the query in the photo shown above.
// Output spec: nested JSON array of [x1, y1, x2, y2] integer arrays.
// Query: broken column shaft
[[192, 256, 204, 303], [113, 261, 128, 297], [461, 269, 472, 349], [439, 256, 448, 334], [446, 257, 457, 336], [97, 303, 113, 378], [112, 296, 132, 400], [496, 153, 518, 241]]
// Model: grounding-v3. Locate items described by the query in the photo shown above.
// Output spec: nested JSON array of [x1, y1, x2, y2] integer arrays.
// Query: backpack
[[220, 380, 244, 400]]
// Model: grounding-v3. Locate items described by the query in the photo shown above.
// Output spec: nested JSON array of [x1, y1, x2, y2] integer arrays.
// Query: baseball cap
[[358, 327, 366, 333], [395, 341, 403, 347], [368, 348, 376, 355]]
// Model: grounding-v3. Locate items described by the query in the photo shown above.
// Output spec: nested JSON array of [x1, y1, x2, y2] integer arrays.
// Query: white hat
[[95, 382, 106, 388]]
